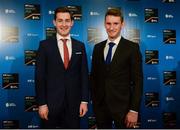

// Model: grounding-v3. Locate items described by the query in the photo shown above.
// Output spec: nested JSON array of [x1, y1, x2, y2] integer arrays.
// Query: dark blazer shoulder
[[40, 38, 56, 43], [71, 38, 84, 46], [121, 37, 139, 48], [71, 38, 87, 51], [94, 40, 107, 49], [39, 38, 57, 48]]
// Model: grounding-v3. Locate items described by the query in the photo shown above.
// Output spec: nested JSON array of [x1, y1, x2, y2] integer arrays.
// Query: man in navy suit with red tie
[[35, 7, 89, 128]]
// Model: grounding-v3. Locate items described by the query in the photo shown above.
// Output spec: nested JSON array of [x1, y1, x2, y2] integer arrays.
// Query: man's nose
[[110, 25, 114, 30], [62, 21, 66, 26]]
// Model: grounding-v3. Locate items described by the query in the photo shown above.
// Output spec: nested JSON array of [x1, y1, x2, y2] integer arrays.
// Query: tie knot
[[108, 42, 115, 48], [61, 39, 68, 44]]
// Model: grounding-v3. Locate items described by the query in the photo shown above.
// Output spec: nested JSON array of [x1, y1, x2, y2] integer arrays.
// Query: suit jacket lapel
[[52, 38, 64, 68], [100, 41, 107, 64], [111, 37, 125, 64], [68, 38, 75, 68], [68, 38, 81, 69]]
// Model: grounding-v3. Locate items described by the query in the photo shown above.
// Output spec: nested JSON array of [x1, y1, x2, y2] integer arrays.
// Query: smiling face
[[105, 15, 124, 41], [53, 12, 74, 37]]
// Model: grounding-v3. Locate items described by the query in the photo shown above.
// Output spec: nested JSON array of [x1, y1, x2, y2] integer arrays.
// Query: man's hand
[[79, 103, 88, 117], [38, 104, 49, 120], [125, 111, 138, 128]]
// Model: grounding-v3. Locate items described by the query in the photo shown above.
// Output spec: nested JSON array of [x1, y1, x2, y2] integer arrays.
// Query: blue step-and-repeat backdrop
[[0, 0, 179, 128]]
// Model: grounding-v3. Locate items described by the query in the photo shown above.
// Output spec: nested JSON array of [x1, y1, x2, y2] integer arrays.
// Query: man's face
[[53, 12, 74, 37], [105, 15, 124, 40]]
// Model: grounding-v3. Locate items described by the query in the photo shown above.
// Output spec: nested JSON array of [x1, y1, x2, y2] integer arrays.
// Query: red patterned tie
[[61, 39, 69, 69]]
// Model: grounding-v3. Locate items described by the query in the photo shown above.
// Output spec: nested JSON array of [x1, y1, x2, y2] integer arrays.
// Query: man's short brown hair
[[54, 7, 73, 20], [105, 8, 124, 22]]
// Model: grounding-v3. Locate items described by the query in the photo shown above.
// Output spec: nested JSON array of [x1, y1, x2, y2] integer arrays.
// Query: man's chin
[[109, 36, 116, 39], [108, 33, 116, 37], [59, 33, 69, 37]]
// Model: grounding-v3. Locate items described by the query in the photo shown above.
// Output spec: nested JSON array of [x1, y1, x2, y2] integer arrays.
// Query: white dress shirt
[[104, 36, 121, 61], [56, 33, 72, 62]]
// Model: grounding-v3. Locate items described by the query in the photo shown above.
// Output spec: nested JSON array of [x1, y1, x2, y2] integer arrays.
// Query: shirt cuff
[[81, 101, 88, 104], [129, 110, 138, 113], [39, 104, 48, 108]]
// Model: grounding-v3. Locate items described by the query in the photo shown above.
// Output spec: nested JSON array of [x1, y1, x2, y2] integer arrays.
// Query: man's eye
[[57, 20, 63, 23], [65, 20, 71, 22]]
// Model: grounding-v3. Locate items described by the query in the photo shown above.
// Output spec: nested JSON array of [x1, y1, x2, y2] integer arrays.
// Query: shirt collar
[[107, 35, 121, 45], [56, 33, 71, 41]]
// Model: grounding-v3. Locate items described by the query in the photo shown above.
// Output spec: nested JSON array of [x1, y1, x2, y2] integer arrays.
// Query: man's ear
[[71, 20, 74, 27], [53, 20, 56, 26], [121, 21, 125, 27]]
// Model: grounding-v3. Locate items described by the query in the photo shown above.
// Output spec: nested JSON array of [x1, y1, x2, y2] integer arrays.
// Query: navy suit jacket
[[91, 37, 143, 118], [35, 37, 89, 116]]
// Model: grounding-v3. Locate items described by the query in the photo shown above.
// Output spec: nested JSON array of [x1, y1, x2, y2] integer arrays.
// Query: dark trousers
[[41, 114, 80, 129], [41, 100, 80, 129], [94, 101, 126, 129]]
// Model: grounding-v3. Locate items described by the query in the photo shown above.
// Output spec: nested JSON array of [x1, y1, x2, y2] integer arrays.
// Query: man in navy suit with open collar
[[35, 7, 89, 128]]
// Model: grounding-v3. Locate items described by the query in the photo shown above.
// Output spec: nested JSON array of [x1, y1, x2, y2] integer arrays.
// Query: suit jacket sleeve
[[90, 43, 100, 102], [130, 43, 143, 112], [35, 41, 47, 106], [80, 43, 89, 102]]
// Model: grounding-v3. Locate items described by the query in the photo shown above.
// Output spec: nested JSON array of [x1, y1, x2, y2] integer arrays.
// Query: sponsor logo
[[128, 13, 138, 17], [27, 33, 38, 37], [90, 11, 100, 16], [147, 35, 157, 38], [147, 119, 157, 122], [70, 33, 79, 37], [25, 4, 34, 8], [48, 10, 54, 15], [5, 9, 16, 14], [27, 79, 35, 83], [5, 102, 16, 107], [28, 125, 39, 128], [147, 77, 157, 80], [5, 56, 16, 61], [166, 96, 175, 101], [165, 55, 174, 60], [165, 14, 174, 19]]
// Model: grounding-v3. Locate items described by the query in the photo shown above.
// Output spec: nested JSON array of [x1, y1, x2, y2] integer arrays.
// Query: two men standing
[[35, 7, 143, 129]]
